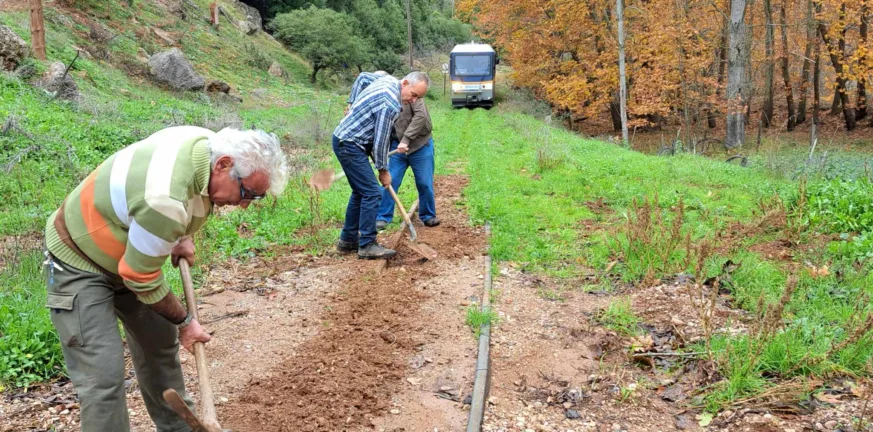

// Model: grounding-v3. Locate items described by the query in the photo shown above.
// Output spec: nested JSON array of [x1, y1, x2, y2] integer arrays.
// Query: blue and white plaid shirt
[[334, 73, 401, 171]]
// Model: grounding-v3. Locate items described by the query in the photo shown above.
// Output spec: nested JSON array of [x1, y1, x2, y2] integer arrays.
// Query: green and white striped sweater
[[45, 126, 215, 304]]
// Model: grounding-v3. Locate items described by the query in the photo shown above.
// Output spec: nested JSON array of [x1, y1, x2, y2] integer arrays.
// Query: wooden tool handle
[[179, 260, 222, 432], [386, 185, 417, 241]]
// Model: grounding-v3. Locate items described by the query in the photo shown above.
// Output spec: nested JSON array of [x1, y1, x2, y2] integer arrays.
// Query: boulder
[[232, 0, 262, 32], [148, 48, 205, 91], [0, 25, 28, 71], [48, 13, 75, 29], [152, 28, 178, 46], [39, 62, 80, 102], [205, 80, 231, 94], [238, 20, 258, 35], [268, 61, 286, 78]]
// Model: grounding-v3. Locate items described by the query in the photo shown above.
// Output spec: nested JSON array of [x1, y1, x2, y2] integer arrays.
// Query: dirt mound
[[221, 175, 485, 431], [223, 269, 427, 431]]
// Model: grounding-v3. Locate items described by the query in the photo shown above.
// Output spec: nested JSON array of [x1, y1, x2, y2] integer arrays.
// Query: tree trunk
[[405, 0, 413, 69], [727, 0, 748, 148], [829, 1, 847, 117], [831, 84, 841, 114], [310, 66, 319, 84], [797, 0, 813, 124], [675, 0, 691, 145], [818, 9, 856, 130], [761, 0, 775, 128], [617, 0, 629, 146], [710, 13, 729, 129], [813, 38, 821, 125], [779, 1, 796, 131], [858, 2, 869, 120], [609, 94, 623, 132], [743, 0, 757, 126], [210, 2, 219, 28], [29, 0, 46, 60]]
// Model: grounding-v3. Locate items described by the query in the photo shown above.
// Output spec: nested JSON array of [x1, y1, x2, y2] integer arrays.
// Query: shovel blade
[[405, 239, 438, 261], [309, 169, 337, 191]]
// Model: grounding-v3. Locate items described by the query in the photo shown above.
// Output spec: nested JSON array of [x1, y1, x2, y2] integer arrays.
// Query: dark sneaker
[[336, 239, 357, 254], [423, 217, 441, 227], [357, 242, 397, 260], [376, 220, 389, 231]]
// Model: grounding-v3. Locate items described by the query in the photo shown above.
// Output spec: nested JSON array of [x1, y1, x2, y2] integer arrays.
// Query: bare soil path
[[143, 174, 487, 432]]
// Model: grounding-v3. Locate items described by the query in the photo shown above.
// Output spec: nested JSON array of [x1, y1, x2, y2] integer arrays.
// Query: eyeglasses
[[238, 176, 266, 201]]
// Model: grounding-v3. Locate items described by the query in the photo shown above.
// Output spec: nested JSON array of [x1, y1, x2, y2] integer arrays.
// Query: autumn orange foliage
[[458, 0, 872, 133]]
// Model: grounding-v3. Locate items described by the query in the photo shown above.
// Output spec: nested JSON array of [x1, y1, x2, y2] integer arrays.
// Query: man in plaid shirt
[[333, 71, 430, 259]]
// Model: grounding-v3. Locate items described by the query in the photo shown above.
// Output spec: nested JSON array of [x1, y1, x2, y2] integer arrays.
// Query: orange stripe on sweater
[[118, 256, 162, 284], [79, 171, 126, 260]]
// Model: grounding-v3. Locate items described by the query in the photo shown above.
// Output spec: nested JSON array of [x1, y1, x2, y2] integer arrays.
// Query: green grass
[[0, 250, 63, 388], [596, 298, 642, 337], [433, 104, 793, 278], [428, 89, 873, 412], [464, 304, 499, 339]]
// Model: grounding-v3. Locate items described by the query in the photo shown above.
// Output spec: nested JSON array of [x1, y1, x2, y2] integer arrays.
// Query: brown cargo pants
[[44, 252, 194, 432]]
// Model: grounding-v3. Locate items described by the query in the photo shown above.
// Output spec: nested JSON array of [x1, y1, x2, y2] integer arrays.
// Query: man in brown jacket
[[375, 97, 439, 229]]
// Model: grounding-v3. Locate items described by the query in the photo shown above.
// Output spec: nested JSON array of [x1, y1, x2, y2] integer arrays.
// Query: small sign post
[[442, 63, 449, 96]]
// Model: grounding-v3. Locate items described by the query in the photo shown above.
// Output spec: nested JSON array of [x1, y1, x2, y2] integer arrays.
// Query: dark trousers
[[377, 138, 436, 223], [333, 135, 381, 247], [44, 253, 193, 432]]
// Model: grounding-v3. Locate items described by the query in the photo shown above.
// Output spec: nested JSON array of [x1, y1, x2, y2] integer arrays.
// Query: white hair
[[403, 71, 430, 87], [373, 70, 389, 76], [207, 128, 289, 196]]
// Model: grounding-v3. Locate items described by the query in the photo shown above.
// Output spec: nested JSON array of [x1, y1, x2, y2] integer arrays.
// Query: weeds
[[804, 177, 873, 235], [534, 117, 567, 172], [857, 389, 872, 431], [465, 304, 499, 339], [287, 98, 338, 149], [610, 194, 694, 282], [596, 298, 642, 337], [617, 381, 638, 404], [685, 239, 718, 357], [244, 41, 273, 71], [537, 286, 566, 301], [0, 241, 64, 388]]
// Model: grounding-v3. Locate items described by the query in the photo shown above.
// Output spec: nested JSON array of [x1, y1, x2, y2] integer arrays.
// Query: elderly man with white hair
[[334, 70, 430, 259], [42, 126, 288, 432]]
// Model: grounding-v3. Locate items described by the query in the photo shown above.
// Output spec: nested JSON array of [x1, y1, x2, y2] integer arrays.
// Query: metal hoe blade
[[163, 389, 224, 432]]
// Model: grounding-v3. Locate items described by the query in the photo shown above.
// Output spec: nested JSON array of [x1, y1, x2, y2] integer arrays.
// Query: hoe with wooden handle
[[308, 149, 436, 261], [163, 259, 227, 432], [384, 188, 438, 261]]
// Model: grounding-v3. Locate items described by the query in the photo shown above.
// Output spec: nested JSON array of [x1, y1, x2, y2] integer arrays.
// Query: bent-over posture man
[[333, 71, 430, 259], [376, 96, 439, 230], [43, 126, 288, 431]]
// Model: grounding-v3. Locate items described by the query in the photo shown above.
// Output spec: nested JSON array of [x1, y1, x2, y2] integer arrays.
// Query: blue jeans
[[333, 136, 381, 248], [377, 138, 436, 223]]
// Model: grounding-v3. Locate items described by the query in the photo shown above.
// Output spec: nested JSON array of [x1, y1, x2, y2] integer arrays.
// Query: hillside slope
[[1, 0, 326, 236]]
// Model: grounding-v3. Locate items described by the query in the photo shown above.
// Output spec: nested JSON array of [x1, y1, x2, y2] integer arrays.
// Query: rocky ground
[[1, 175, 870, 431]]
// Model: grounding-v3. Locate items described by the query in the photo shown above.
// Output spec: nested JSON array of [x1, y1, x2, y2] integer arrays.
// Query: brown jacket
[[393, 98, 432, 154]]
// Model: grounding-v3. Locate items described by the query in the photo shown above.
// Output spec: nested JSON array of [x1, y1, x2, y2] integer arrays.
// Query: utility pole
[[406, 0, 413, 69], [617, 0, 629, 147], [29, 0, 46, 60]]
